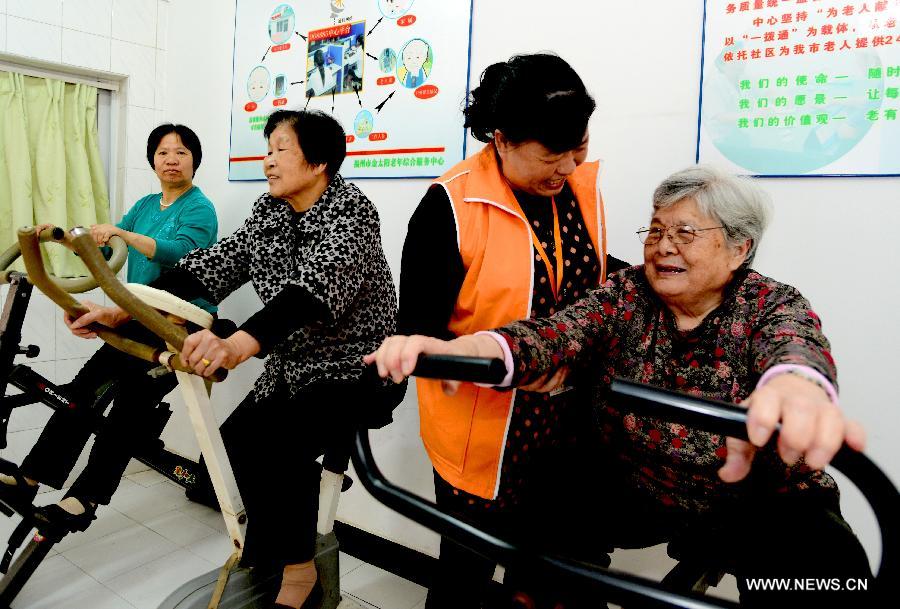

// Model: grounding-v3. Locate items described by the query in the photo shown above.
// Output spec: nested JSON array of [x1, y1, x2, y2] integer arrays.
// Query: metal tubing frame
[[66, 228, 227, 383], [0, 535, 56, 607], [67, 228, 189, 351], [347, 356, 898, 608], [175, 370, 245, 549], [63, 228, 246, 555], [351, 428, 733, 609], [0, 226, 127, 293], [610, 377, 900, 585], [16, 226, 245, 584], [16, 228, 172, 368], [17, 227, 225, 382]]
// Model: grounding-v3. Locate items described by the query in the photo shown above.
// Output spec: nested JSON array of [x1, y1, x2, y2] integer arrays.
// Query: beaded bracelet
[[783, 368, 828, 392], [757, 364, 839, 405]]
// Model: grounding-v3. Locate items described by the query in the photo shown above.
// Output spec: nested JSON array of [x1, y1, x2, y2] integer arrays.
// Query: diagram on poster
[[697, 0, 900, 176], [229, 0, 473, 180]]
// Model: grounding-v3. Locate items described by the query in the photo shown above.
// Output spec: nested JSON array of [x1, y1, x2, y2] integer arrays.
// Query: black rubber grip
[[412, 354, 507, 385], [611, 378, 751, 439]]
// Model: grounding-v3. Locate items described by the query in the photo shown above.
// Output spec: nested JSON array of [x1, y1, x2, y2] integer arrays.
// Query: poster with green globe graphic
[[697, 0, 900, 176]]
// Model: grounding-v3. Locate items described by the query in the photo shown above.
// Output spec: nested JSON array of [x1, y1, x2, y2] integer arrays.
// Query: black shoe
[[34, 501, 97, 533], [185, 485, 221, 512], [0, 475, 39, 514]]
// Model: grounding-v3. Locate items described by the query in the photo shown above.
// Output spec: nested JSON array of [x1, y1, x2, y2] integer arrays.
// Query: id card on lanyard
[[526, 197, 564, 303], [528, 197, 573, 396]]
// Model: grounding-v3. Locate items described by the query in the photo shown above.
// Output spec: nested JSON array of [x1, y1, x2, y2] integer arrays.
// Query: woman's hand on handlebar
[[90, 223, 122, 246], [180, 329, 260, 377], [65, 301, 130, 339], [34, 224, 74, 251], [718, 372, 866, 483], [363, 334, 503, 395]]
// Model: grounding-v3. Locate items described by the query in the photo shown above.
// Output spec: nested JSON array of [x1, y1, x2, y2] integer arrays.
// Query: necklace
[[160, 185, 191, 209]]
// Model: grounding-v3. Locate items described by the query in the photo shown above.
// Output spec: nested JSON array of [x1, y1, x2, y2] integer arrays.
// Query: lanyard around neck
[[526, 197, 564, 302]]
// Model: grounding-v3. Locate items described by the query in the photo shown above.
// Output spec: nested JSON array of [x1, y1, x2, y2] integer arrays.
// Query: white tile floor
[[2, 468, 741, 609], [3, 470, 428, 609]]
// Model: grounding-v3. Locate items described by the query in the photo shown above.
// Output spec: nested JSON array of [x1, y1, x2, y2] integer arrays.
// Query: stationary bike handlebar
[[16, 226, 226, 383], [0, 226, 127, 293], [609, 377, 899, 584], [351, 355, 898, 608]]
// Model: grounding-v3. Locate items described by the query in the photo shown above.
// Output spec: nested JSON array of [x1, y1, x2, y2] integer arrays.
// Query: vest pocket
[[420, 383, 480, 474]]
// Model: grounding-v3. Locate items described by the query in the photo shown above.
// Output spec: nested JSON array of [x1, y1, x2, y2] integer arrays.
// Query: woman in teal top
[[92, 133, 218, 311], [0, 124, 218, 529]]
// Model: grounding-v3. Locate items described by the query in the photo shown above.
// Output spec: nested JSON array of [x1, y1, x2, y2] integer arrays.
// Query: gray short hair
[[651, 165, 771, 266]]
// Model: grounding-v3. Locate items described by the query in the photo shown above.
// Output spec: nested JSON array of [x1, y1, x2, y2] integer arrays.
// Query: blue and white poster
[[698, 0, 900, 176], [229, 0, 474, 180]]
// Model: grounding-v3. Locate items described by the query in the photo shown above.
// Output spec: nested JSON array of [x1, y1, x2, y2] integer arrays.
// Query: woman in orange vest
[[396, 53, 626, 608]]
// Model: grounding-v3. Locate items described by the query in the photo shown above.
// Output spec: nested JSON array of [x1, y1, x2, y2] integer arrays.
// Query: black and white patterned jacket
[[177, 174, 397, 398]]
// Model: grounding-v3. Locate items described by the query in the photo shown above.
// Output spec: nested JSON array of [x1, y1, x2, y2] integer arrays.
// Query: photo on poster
[[305, 21, 366, 98]]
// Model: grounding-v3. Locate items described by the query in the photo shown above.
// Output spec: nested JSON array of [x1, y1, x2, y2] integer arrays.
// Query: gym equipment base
[[159, 532, 362, 609]]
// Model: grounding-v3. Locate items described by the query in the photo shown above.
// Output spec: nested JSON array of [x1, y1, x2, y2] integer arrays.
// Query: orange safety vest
[[417, 144, 607, 499]]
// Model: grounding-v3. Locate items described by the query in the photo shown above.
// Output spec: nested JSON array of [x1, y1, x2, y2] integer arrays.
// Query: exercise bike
[[0, 227, 216, 604], [0, 229, 214, 493], [348, 355, 899, 607], [7, 226, 363, 609]]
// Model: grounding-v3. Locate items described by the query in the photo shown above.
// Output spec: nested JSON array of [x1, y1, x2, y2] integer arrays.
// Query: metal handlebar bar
[[350, 355, 898, 608], [67, 228, 190, 351], [16, 226, 226, 383], [610, 377, 899, 586], [0, 226, 127, 293]]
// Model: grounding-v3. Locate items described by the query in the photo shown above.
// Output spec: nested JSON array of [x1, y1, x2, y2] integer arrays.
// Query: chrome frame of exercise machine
[[349, 355, 899, 608], [2, 226, 359, 609], [0, 228, 137, 606], [0, 271, 212, 493], [0, 275, 222, 599], [25, 226, 245, 606], [0, 226, 242, 609]]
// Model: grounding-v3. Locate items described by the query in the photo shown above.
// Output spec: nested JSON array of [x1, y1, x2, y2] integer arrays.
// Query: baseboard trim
[[333, 520, 436, 588]]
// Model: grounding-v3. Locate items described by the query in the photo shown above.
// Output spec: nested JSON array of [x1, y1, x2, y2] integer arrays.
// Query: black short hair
[[263, 110, 346, 179], [146, 124, 203, 175], [463, 53, 595, 153]]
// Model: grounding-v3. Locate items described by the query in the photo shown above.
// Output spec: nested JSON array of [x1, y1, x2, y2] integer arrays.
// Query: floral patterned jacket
[[498, 266, 838, 512]]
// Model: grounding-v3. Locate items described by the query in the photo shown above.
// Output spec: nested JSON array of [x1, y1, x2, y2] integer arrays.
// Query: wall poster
[[698, 0, 900, 176], [229, 0, 474, 180]]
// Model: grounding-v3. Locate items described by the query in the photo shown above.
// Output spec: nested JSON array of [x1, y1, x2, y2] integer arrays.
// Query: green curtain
[[0, 71, 110, 277]]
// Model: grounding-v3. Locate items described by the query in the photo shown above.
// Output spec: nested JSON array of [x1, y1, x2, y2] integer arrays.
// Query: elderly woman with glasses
[[367, 165, 874, 606]]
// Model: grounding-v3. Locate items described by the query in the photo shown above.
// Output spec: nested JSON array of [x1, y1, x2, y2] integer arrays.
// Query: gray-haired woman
[[368, 165, 874, 605]]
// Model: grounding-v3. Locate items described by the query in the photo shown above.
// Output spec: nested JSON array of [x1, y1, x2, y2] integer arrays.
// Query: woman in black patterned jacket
[[70, 110, 399, 609]]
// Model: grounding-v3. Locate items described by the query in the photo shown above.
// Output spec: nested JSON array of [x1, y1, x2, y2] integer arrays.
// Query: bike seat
[[125, 284, 213, 329]]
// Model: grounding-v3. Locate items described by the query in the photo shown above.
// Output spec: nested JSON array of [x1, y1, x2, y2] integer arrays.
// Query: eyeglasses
[[636, 224, 725, 245]]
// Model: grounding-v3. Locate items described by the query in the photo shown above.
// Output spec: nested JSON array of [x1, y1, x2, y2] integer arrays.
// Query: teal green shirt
[[117, 186, 218, 312]]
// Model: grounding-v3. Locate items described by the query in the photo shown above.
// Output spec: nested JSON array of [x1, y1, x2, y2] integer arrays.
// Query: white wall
[[160, 0, 898, 575], [0, 0, 177, 482]]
